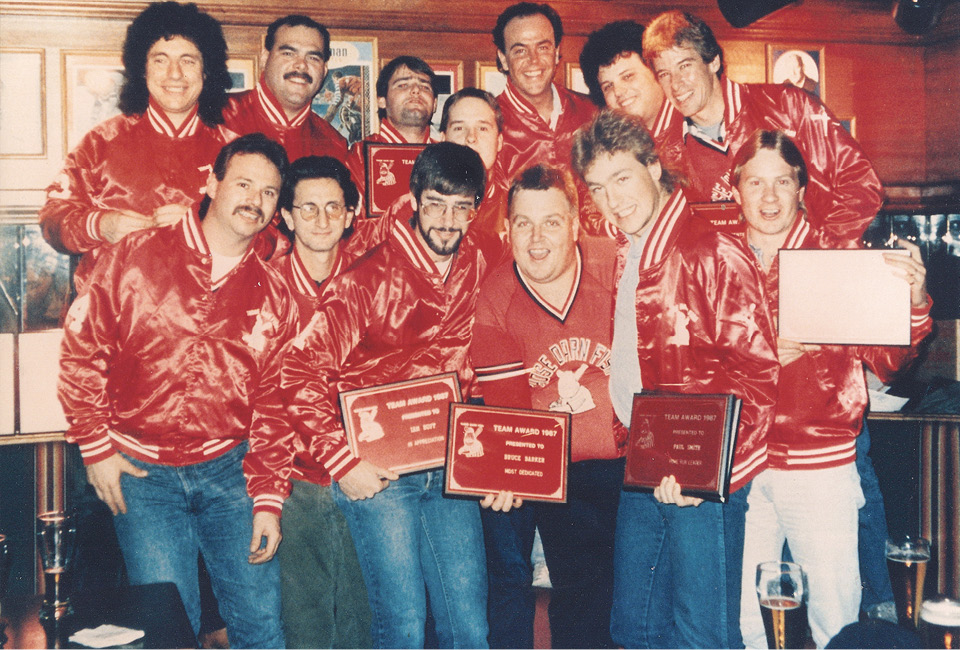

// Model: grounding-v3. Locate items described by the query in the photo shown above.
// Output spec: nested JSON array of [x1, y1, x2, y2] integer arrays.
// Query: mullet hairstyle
[[119, 1, 231, 126], [409, 142, 487, 209], [440, 88, 504, 133], [642, 10, 725, 79], [571, 109, 676, 195], [265, 15, 331, 61], [199, 133, 289, 218], [375, 56, 437, 120], [579, 20, 646, 108], [731, 129, 809, 189], [507, 164, 578, 216], [492, 2, 564, 73]]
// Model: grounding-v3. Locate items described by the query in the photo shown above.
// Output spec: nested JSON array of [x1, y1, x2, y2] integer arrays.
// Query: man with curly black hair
[[40, 1, 234, 295]]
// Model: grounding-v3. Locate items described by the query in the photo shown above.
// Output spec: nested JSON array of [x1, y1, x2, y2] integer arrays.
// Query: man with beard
[[58, 133, 298, 648], [345, 56, 439, 194], [282, 142, 509, 648], [224, 15, 349, 164]]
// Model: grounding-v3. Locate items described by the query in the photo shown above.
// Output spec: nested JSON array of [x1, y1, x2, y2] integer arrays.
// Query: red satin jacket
[[615, 190, 780, 492], [223, 78, 350, 164], [281, 218, 507, 481], [58, 209, 299, 516], [496, 81, 611, 235], [39, 102, 232, 291], [652, 76, 883, 246], [746, 214, 933, 470]]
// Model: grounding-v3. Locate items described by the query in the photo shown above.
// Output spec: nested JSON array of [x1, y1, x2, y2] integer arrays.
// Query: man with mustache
[[282, 142, 509, 649], [346, 56, 440, 194], [58, 133, 298, 649], [224, 15, 349, 164]]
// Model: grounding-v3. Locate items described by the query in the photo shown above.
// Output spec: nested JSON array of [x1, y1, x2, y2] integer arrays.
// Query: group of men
[[47, 1, 932, 649]]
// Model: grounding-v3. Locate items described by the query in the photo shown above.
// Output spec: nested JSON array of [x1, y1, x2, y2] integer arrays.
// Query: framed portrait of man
[[767, 46, 825, 100]]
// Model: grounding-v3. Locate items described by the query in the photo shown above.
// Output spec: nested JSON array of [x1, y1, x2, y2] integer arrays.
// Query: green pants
[[279, 479, 372, 649]]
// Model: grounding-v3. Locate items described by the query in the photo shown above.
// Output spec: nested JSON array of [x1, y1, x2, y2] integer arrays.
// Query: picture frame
[[312, 36, 378, 147], [767, 45, 825, 100], [425, 60, 464, 131], [475, 62, 506, 96], [226, 56, 257, 93], [0, 49, 46, 158], [839, 116, 856, 138], [565, 63, 589, 95], [62, 51, 123, 152]]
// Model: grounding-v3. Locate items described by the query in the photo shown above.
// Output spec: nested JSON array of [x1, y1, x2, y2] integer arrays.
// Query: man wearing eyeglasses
[[281, 142, 510, 648], [269, 155, 371, 648]]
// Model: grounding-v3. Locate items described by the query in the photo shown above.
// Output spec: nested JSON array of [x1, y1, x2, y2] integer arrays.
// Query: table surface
[[1, 582, 196, 649]]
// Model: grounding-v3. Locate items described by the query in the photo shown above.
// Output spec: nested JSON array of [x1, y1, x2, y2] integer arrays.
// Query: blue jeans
[[333, 469, 489, 649], [112, 443, 284, 649], [612, 485, 750, 649], [855, 420, 895, 610], [481, 505, 536, 649], [482, 458, 623, 649]]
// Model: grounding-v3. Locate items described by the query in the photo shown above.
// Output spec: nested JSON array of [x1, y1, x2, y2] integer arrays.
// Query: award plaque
[[689, 201, 744, 233], [339, 372, 462, 474], [364, 142, 426, 217], [444, 403, 570, 503], [624, 392, 741, 503]]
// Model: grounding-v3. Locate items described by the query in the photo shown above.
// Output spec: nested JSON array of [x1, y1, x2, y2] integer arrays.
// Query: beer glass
[[920, 598, 960, 649], [36, 511, 76, 621], [756, 561, 808, 649], [886, 536, 930, 629]]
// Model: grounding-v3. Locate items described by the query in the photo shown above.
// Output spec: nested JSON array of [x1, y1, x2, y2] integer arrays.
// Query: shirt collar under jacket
[[288, 243, 347, 298], [182, 205, 257, 290], [746, 211, 811, 265], [146, 98, 200, 138], [255, 75, 313, 128], [502, 80, 563, 130], [652, 75, 745, 153]]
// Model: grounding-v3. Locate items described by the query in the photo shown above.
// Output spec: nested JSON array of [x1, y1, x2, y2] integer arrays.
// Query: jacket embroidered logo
[[242, 306, 279, 352]]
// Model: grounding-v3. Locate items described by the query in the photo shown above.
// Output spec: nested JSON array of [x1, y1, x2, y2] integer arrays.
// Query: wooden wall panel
[[0, 0, 958, 209]]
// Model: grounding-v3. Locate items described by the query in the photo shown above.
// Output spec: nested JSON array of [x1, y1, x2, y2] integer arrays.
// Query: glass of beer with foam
[[756, 561, 808, 649], [886, 536, 930, 629]]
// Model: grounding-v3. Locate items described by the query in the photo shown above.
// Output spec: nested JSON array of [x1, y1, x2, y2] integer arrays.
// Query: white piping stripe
[[109, 431, 161, 459], [257, 82, 288, 126], [202, 439, 235, 455], [517, 249, 581, 320], [476, 361, 526, 374], [785, 441, 855, 456], [477, 367, 532, 381], [324, 446, 353, 469], [785, 450, 856, 466]]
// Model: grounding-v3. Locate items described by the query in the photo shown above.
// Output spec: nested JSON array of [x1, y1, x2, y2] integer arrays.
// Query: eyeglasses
[[420, 200, 476, 222], [293, 202, 348, 220]]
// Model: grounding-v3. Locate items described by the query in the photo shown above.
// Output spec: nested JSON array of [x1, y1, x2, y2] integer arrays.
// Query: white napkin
[[68, 624, 145, 648]]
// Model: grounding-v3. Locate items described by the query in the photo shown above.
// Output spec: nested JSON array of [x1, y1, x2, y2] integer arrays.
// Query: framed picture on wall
[[767, 46, 825, 100], [0, 49, 46, 157], [475, 62, 506, 97], [312, 36, 378, 147], [62, 51, 123, 152], [425, 60, 463, 131], [227, 56, 257, 93], [565, 63, 589, 95]]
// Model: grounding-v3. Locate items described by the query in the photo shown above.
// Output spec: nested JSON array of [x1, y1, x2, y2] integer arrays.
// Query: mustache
[[284, 71, 313, 84], [234, 205, 265, 220]]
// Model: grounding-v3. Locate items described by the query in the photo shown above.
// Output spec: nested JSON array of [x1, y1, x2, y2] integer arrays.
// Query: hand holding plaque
[[624, 392, 741, 503]]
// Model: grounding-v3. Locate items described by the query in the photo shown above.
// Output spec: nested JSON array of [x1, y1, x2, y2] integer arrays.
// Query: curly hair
[[579, 20, 646, 108], [119, 2, 231, 126]]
